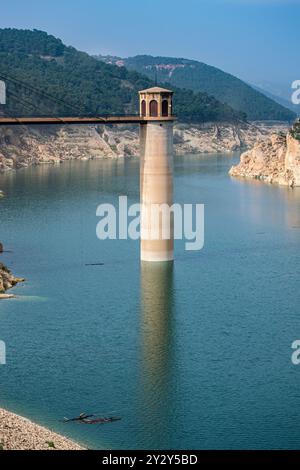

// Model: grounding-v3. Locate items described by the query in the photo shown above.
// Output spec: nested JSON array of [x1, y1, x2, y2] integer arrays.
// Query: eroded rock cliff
[[230, 121, 300, 187], [285, 129, 300, 186], [0, 125, 140, 171], [0, 122, 288, 173]]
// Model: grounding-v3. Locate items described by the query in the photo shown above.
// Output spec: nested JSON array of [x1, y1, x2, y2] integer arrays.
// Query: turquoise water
[[1, 154, 300, 449]]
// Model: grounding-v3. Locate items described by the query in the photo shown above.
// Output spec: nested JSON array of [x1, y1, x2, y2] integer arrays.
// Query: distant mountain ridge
[[0, 29, 246, 123], [96, 54, 295, 122]]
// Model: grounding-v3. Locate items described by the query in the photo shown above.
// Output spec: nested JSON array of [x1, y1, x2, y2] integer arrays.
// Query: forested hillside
[[97, 54, 295, 121], [0, 29, 245, 122]]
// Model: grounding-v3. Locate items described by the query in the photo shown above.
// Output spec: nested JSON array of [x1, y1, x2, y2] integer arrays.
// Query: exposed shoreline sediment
[[0, 407, 85, 450]]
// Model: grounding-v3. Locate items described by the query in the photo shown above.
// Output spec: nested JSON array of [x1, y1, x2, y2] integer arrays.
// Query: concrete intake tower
[[139, 87, 175, 262]]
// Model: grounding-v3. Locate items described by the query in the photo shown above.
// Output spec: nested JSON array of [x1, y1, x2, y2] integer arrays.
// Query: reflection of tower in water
[[139, 261, 175, 448]]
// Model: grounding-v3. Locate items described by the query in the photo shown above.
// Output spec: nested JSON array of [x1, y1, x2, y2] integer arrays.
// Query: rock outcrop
[[0, 122, 288, 173], [0, 261, 24, 297], [229, 120, 300, 187], [285, 129, 300, 186]]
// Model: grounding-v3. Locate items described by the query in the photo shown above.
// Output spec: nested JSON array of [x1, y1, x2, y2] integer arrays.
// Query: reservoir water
[[1, 153, 300, 449]]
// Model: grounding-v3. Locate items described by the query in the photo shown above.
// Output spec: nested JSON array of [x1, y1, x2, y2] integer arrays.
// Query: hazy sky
[[1, 0, 299, 87]]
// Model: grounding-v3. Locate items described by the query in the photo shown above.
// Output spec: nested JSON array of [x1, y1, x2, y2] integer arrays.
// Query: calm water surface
[[1, 153, 300, 449]]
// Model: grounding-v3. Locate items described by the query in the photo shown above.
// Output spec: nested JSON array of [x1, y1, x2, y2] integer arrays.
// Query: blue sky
[[1, 0, 299, 88]]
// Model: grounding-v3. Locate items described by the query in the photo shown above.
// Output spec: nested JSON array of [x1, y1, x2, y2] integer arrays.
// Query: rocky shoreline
[[0, 408, 84, 450], [0, 241, 24, 299], [0, 121, 289, 172], [0, 261, 24, 299], [230, 120, 300, 186]]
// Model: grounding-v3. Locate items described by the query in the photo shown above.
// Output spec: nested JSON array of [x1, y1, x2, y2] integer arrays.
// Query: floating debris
[[62, 413, 121, 425], [85, 263, 104, 266], [62, 413, 94, 423]]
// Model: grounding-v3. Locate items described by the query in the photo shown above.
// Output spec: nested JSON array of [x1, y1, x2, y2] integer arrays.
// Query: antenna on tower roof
[[154, 68, 158, 86]]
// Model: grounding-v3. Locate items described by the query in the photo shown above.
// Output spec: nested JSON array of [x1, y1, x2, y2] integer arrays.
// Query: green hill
[[98, 55, 295, 122], [250, 83, 299, 116], [0, 29, 245, 123]]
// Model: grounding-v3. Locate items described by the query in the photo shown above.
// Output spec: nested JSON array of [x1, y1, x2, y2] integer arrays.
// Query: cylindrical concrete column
[[140, 121, 174, 262]]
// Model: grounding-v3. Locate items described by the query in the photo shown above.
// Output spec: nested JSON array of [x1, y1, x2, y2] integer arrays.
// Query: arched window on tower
[[141, 100, 146, 116], [149, 100, 158, 117], [162, 99, 169, 117]]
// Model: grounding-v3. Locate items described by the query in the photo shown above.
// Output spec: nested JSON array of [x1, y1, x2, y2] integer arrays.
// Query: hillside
[[0, 29, 245, 123], [250, 83, 299, 116], [97, 55, 295, 122]]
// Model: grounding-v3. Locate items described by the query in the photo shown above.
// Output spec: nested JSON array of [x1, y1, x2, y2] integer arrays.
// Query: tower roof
[[139, 86, 173, 94]]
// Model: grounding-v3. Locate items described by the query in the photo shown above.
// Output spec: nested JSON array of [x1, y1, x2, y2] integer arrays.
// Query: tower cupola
[[139, 86, 173, 119]]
